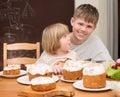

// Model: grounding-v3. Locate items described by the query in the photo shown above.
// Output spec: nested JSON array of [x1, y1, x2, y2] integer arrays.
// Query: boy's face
[[71, 17, 96, 43]]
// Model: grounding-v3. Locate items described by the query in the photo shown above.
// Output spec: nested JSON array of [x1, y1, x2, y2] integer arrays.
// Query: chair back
[[3, 42, 40, 67]]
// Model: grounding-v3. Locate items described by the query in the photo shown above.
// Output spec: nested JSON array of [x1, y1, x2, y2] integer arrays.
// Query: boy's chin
[[77, 36, 84, 41]]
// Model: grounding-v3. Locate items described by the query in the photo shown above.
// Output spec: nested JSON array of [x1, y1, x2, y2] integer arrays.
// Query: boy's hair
[[42, 23, 69, 54], [73, 4, 99, 25]]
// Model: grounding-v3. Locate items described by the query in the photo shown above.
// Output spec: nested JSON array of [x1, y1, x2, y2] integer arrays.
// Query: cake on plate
[[62, 60, 83, 80], [83, 64, 106, 88], [31, 76, 56, 91], [3, 64, 20, 75], [28, 63, 52, 81]]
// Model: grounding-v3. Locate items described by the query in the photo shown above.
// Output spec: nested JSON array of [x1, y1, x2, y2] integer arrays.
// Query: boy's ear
[[70, 17, 74, 26]]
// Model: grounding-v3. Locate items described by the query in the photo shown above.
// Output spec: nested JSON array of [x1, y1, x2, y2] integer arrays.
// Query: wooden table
[[0, 76, 119, 97]]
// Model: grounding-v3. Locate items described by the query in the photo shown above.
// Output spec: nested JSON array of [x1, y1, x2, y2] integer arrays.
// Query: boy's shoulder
[[86, 34, 104, 45]]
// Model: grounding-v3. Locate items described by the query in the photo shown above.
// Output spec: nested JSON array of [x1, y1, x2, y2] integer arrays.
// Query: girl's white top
[[36, 50, 79, 67]]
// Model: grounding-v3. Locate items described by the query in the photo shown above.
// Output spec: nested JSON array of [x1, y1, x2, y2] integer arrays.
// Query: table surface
[[0, 75, 119, 97]]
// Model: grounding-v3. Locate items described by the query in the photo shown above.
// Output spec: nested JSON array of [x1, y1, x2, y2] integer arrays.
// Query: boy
[[69, 4, 113, 61]]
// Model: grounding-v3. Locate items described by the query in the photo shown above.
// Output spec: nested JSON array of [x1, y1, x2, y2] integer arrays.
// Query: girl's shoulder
[[40, 51, 53, 59], [69, 50, 77, 54]]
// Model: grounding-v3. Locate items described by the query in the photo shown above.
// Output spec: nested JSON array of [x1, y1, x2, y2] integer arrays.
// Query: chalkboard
[[0, 0, 74, 70]]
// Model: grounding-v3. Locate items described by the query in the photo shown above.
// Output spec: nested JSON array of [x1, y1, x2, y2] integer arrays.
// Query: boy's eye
[[87, 25, 92, 28], [78, 23, 83, 26]]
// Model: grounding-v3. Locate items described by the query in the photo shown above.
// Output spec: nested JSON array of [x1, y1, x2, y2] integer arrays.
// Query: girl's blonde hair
[[42, 23, 69, 54], [73, 4, 99, 25]]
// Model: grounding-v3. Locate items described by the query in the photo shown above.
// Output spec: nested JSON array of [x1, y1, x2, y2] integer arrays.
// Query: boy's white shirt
[[70, 33, 113, 61]]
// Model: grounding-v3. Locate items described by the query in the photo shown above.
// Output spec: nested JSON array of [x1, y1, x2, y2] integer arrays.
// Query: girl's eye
[[63, 34, 67, 38], [64, 34, 67, 37]]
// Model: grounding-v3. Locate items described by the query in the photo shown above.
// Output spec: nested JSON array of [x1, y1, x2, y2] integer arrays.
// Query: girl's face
[[59, 34, 71, 52], [71, 17, 96, 43]]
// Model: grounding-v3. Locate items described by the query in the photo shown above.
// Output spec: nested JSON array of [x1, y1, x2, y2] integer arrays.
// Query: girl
[[36, 23, 79, 74]]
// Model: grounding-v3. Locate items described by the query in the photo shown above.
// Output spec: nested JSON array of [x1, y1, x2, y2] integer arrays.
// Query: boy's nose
[[81, 26, 87, 31]]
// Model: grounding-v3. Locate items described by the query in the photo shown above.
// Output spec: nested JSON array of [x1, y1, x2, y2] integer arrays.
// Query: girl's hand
[[52, 64, 63, 75]]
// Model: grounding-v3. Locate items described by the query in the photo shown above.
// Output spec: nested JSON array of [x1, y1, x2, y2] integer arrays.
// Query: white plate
[[73, 80, 111, 91], [60, 76, 79, 82], [17, 75, 31, 85], [0, 70, 26, 78], [17, 75, 59, 85], [52, 75, 60, 82]]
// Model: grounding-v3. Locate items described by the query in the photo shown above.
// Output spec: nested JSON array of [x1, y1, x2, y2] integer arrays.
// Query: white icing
[[4, 65, 20, 70], [31, 77, 55, 85], [28, 63, 52, 75], [63, 60, 83, 71], [83, 65, 105, 76]]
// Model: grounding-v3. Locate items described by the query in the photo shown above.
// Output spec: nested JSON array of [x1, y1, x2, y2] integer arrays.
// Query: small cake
[[28, 63, 52, 81], [31, 76, 56, 91], [3, 65, 20, 75], [83, 64, 106, 88], [62, 60, 83, 80]]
